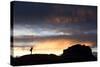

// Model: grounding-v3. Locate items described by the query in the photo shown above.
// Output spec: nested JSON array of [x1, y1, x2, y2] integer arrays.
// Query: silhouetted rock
[[11, 44, 97, 66], [11, 54, 61, 66], [61, 44, 97, 62]]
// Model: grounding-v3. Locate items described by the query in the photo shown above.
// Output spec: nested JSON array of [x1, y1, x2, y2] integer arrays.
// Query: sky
[[11, 1, 97, 57]]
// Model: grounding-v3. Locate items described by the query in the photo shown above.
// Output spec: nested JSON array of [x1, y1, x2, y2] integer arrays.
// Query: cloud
[[12, 1, 97, 48]]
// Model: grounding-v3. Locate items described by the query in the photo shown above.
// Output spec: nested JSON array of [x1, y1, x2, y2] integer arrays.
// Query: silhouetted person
[[11, 44, 97, 66], [30, 47, 33, 54]]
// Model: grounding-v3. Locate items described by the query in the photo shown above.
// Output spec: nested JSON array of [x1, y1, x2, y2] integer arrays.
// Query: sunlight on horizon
[[12, 39, 95, 57]]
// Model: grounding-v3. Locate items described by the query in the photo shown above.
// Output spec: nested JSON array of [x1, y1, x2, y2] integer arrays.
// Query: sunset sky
[[11, 1, 97, 57]]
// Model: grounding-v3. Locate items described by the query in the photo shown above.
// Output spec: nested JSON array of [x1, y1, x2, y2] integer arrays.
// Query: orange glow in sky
[[12, 39, 95, 57]]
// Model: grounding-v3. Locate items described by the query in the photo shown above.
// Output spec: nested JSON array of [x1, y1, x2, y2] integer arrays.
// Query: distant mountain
[[11, 44, 97, 66]]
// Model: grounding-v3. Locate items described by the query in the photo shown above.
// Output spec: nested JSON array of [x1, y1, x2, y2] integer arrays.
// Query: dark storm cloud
[[14, 33, 96, 42], [12, 1, 97, 24], [12, 1, 97, 45]]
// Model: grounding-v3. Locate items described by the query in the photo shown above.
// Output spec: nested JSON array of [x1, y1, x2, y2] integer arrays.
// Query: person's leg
[[31, 51, 32, 54]]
